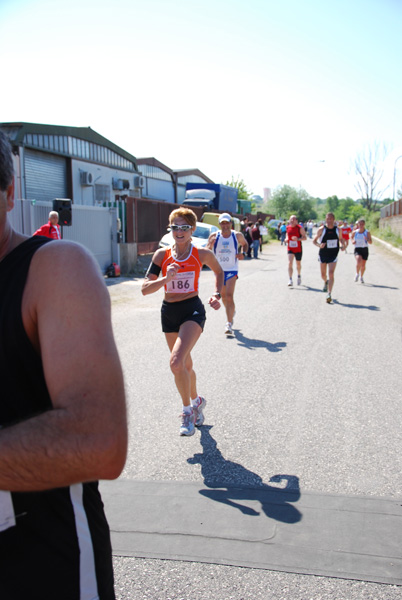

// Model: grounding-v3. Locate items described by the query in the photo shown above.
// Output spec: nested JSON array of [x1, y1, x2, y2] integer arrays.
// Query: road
[[106, 237, 402, 600]]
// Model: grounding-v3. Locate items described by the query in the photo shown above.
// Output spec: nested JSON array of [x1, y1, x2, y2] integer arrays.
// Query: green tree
[[224, 177, 253, 200], [326, 195, 339, 214], [269, 185, 317, 223]]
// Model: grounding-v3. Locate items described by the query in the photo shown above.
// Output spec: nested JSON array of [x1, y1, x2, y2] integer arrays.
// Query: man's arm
[[313, 226, 323, 247], [198, 248, 224, 310], [206, 232, 217, 251], [235, 231, 248, 256], [0, 241, 127, 492], [300, 226, 307, 241]]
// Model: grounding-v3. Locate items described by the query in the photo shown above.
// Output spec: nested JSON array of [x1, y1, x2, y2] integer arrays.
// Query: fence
[[9, 200, 119, 273], [380, 199, 402, 218]]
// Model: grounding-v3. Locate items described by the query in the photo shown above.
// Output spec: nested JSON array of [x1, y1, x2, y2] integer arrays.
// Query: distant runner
[[207, 213, 248, 336], [285, 215, 307, 287], [313, 212, 346, 303], [351, 218, 372, 283]]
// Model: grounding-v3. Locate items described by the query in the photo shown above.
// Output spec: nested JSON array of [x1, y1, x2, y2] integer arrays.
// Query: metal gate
[[24, 149, 68, 202]]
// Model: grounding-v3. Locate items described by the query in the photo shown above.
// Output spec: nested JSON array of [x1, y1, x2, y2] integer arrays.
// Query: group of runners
[[286, 212, 372, 303], [142, 207, 373, 437]]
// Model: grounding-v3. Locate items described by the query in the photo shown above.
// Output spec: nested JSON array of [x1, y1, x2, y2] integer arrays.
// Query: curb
[[372, 236, 402, 258]]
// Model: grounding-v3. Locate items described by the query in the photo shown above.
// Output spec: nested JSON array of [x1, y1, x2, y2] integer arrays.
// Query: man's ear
[[6, 180, 15, 212]]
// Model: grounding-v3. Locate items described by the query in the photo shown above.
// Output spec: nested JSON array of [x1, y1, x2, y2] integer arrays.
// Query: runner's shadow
[[363, 284, 398, 290], [233, 329, 287, 352], [332, 300, 380, 310], [188, 426, 301, 524]]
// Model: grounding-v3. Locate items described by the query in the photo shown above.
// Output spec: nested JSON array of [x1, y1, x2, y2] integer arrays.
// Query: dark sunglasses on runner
[[170, 224, 193, 232]]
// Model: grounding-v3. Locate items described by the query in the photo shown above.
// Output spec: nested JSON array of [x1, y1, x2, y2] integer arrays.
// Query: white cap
[[219, 213, 231, 223]]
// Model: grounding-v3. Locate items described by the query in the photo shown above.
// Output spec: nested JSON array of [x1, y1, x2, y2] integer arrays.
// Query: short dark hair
[[0, 131, 14, 192]]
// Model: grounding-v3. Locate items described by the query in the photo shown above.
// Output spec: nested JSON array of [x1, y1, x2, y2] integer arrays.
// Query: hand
[[166, 262, 179, 281], [237, 253, 244, 260], [208, 296, 221, 311]]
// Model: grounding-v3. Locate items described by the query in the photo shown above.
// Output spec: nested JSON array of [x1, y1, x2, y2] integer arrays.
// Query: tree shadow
[[188, 426, 301, 524], [233, 329, 287, 352], [332, 300, 380, 310]]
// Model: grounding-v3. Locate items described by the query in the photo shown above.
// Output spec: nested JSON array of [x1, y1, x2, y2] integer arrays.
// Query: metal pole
[[392, 155, 402, 201]]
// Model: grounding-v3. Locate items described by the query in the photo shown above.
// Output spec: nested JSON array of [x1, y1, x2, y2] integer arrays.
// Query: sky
[[1, 0, 402, 201]]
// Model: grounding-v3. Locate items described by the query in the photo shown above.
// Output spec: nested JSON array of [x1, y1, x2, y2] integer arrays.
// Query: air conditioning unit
[[134, 175, 145, 188], [112, 177, 124, 190], [80, 171, 93, 186]]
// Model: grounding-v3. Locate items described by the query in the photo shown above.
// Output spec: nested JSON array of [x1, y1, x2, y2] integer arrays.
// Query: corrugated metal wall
[[9, 200, 118, 272], [24, 149, 68, 202]]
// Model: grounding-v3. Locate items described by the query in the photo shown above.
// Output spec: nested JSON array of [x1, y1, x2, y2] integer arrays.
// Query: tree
[[224, 177, 252, 200], [352, 142, 390, 212], [269, 185, 316, 223]]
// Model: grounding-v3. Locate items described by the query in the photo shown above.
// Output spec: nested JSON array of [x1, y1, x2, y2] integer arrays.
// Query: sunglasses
[[170, 224, 193, 232]]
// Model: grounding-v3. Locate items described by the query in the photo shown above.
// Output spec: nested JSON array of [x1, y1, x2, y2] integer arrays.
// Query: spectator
[[33, 210, 62, 239]]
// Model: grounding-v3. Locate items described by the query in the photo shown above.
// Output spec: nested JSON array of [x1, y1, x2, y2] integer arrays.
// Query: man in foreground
[[0, 131, 127, 599], [207, 212, 248, 335]]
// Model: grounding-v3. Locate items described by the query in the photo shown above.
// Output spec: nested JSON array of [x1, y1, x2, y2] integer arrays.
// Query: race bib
[[0, 491, 16, 532], [327, 239, 338, 249], [289, 240, 298, 248], [166, 270, 195, 293]]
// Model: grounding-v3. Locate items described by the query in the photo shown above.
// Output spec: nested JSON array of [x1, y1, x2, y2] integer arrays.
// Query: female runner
[[142, 208, 224, 436], [351, 218, 372, 283]]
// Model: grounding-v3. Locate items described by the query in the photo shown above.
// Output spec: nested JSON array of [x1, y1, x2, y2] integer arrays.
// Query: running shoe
[[297, 275, 301, 286], [354, 273, 359, 282], [360, 276, 364, 284], [193, 396, 206, 427], [326, 293, 332, 304], [323, 280, 328, 292], [225, 322, 234, 335], [180, 410, 195, 436], [288, 278, 293, 287]]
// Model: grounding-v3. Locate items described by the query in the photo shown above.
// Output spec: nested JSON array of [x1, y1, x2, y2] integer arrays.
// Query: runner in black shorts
[[351, 219, 372, 283], [313, 213, 345, 303], [142, 207, 223, 437]]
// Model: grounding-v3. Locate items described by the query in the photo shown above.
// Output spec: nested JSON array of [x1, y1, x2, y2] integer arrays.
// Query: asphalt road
[[106, 236, 402, 600]]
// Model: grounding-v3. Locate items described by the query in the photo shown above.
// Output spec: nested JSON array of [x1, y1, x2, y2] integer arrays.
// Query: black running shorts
[[161, 296, 206, 333], [354, 247, 369, 260]]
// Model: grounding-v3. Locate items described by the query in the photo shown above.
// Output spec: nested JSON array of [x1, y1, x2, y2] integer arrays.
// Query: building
[[0, 122, 142, 206]]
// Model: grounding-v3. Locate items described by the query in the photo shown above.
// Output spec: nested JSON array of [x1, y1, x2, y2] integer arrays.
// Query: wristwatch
[[213, 292, 221, 299]]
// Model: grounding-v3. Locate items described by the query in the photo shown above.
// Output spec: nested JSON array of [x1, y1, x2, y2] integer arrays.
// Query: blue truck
[[184, 183, 238, 213]]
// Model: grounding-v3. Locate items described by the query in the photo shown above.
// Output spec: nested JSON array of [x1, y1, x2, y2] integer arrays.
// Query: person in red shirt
[[285, 215, 307, 286], [33, 211, 61, 239], [339, 220, 352, 253]]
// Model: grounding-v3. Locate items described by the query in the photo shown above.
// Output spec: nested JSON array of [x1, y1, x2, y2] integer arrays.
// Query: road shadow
[[332, 300, 380, 310], [188, 426, 301, 524], [363, 283, 399, 290], [232, 329, 287, 352]]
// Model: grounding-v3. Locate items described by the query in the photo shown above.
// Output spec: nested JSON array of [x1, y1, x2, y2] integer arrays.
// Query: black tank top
[[0, 236, 52, 426], [0, 236, 115, 599]]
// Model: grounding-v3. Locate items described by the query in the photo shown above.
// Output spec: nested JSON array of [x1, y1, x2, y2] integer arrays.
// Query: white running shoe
[[225, 322, 234, 335], [297, 275, 301, 286], [326, 293, 332, 304], [193, 396, 206, 427], [288, 279, 293, 287], [180, 410, 195, 436], [354, 274, 359, 282], [360, 276, 364, 284]]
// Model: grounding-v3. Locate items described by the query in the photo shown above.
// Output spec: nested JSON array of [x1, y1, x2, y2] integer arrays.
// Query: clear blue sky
[[1, 0, 401, 200]]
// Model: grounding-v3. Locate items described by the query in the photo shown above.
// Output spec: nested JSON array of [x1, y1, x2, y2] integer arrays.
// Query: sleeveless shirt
[[161, 245, 202, 294], [0, 236, 115, 600], [213, 231, 238, 271]]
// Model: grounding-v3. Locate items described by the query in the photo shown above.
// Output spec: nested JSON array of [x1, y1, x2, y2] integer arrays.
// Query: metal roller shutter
[[25, 149, 68, 202]]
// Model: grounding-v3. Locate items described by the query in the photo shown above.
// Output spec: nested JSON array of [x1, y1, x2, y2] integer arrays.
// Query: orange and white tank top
[[162, 245, 202, 294]]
